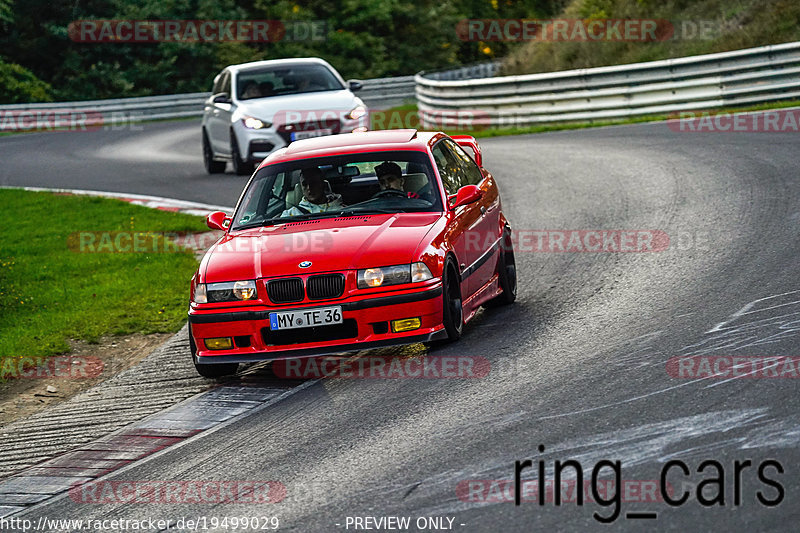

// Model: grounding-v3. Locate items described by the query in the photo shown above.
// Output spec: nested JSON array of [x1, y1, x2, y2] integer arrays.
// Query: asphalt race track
[[2, 119, 800, 531]]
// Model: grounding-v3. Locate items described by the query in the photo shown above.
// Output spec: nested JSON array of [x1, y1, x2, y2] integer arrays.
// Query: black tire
[[203, 130, 226, 174], [231, 132, 254, 176], [190, 333, 238, 378], [486, 232, 517, 307], [441, 260, 464, 341]]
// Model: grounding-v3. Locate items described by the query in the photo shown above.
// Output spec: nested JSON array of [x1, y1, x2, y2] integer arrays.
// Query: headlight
[[193, 283, 207, 304], [357, 263, 432, 289], [233, 280, 256, 300], [411, 262, 433, 283], [193, 280, 257, 303], [346, 105, 367, 120], [242, 116, 271, 129]]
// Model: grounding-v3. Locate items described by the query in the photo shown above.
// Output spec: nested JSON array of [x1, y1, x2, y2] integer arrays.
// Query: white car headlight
[[346, 105, 367, 120], [242, 116, 271, 129]]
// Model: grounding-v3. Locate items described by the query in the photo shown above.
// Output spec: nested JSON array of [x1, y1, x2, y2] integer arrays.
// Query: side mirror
[[213, 93, 232, 104], [450, 185, 482, 210], [347, 79, 363, 92], [206, 211, 231, 231]]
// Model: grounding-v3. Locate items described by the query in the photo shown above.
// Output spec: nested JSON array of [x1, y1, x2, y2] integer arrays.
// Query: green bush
[[0, 59, 53, 103], [501, 0, 800, 75]]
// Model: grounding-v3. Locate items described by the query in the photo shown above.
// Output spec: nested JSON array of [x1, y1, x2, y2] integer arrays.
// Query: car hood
[[236, 90, 361, 124], [202, 213, 441, 282]]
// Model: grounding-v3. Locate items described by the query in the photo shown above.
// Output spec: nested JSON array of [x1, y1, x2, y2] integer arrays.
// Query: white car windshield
[[236, 64, 345, 100]]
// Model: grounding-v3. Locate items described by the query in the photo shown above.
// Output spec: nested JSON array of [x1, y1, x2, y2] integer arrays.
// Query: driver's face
[[301, 173, 325, 203], [378, 174, 404, 191]]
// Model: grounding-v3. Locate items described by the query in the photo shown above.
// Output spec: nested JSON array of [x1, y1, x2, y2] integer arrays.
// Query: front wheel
[[190, 334, 238, 378], [441, 262, 464, 341], [231, 133, 254, 176], [203, 131, 226, 174], [485, 234, 517, 307]]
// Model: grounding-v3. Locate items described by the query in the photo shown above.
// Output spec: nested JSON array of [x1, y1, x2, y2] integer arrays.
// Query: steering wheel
[[372, 189, 408, 199]]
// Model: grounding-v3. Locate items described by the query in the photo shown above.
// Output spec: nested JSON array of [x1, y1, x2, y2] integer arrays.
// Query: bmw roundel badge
[[299, 260, 312, 268]]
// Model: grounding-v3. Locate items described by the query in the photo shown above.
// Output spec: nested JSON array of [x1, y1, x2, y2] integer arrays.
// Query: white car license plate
[[269, 306, 342, 330], [291, 129, 332, 141]]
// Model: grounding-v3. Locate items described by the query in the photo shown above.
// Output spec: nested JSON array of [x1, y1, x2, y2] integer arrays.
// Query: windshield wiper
[[231, 219, 281, 231], [338, 208, 400, 216], [233, 209, 399, 230]]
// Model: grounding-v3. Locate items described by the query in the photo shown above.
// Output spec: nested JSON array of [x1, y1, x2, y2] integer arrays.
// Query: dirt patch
[[0, 333, 173, 427]]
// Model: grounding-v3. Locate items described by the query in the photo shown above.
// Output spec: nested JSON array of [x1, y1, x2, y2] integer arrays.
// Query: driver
[[241, 80, 261, 99], [281, 167, 343, 217], [375, 161, 419, 198]]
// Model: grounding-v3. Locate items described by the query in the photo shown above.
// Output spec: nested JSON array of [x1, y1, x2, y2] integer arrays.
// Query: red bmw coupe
[[189, 129, 516, 377]]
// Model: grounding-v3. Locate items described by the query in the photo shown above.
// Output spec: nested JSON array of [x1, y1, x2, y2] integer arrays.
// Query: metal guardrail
[[0, 77, 416, 131], [422, 61, 502, 81], [415, 42, 800, 127], [0, 93, 211, 124], [356, 76, 415, 108]]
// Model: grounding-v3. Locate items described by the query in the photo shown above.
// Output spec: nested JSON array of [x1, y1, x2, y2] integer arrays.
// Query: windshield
[[235, 64, 345, 100], [231, 151, 442, 230]]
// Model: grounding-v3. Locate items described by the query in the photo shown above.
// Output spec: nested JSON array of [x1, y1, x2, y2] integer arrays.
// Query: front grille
[[261, 319, 358, 346], [307, 274, 345, 300], [267, 278, 304, 303], [249, 141, 275, 154]]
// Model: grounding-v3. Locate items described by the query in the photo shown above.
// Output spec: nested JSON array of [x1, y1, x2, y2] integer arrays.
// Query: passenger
[[281, 167, 344, 216], [258, 81, 274, 96]]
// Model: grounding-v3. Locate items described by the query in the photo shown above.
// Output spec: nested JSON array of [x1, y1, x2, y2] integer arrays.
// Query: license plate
[[291, 129, 332, 141], [269, 306, 342, 330]]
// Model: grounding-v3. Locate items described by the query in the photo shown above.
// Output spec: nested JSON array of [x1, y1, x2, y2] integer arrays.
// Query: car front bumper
[[233, 117, 369, 163], [189, 285, 445, 364]]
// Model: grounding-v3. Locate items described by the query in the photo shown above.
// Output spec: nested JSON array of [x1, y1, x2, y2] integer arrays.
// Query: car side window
[[432, 141, 466, 195], [447, 140, 483, 186], [212, 71, 226, 94], [221, 72, 232, 97]]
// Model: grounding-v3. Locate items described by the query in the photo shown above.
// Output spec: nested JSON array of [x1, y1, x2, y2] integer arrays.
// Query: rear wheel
[[231, 132, 254, 176], [486, 232, 517, 307], [190, 333, 238, 379], [203, 130, 226, 174]]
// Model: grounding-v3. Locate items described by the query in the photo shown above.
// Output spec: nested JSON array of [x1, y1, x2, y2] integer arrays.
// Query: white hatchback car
[[202, 58, 368, 175]]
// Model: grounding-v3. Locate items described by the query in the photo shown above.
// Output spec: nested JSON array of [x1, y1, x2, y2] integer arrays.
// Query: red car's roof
[[263, 129, 444, 165]]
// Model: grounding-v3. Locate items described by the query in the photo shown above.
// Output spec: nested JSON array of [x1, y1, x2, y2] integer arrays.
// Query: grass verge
[[0, 189, 207, 361]]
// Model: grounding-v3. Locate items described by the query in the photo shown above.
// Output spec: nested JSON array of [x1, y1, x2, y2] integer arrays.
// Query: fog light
[[391, 318, 421, 333], [204, 337, 233, 350]]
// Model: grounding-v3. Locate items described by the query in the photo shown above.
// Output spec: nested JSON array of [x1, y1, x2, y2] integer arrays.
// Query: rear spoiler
[[451, 135, 483, 167]]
